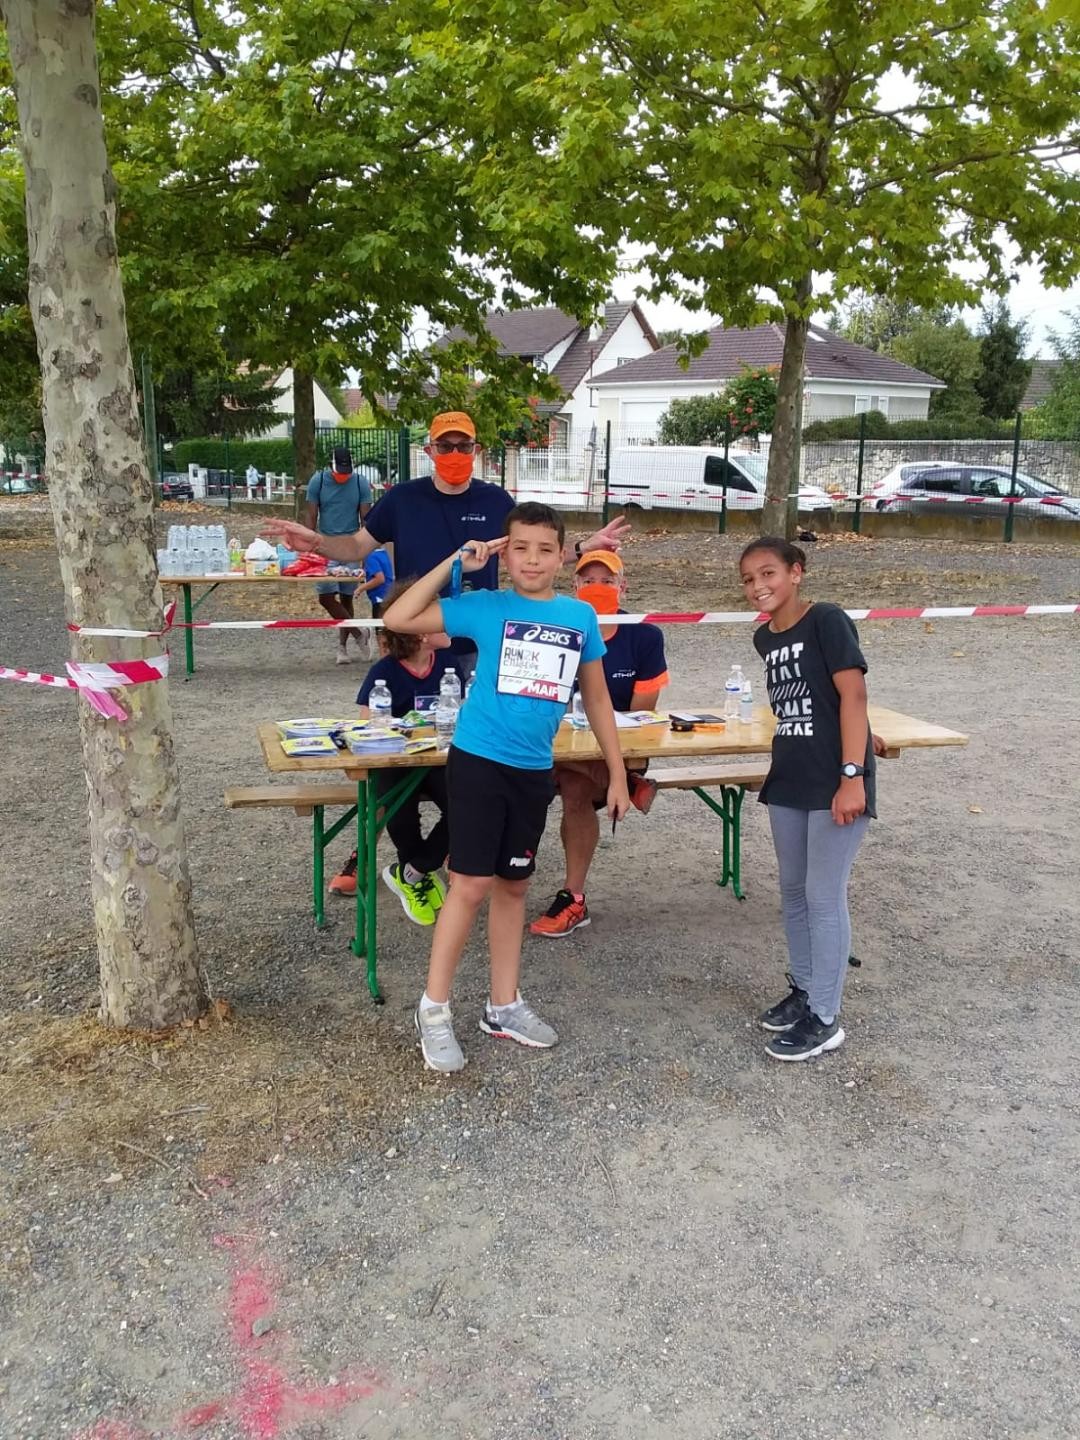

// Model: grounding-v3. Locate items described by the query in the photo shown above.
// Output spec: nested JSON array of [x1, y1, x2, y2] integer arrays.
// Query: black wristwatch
[[840, 762, 867, 779], [574, 540, 585, 559]]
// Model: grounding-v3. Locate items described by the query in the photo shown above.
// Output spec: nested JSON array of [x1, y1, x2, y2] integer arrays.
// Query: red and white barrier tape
[[65, 602, 1080, 637], [0, 655, 169, 720]]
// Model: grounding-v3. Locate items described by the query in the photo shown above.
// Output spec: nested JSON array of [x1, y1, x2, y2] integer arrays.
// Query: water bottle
[[570, 689, 588, 729], [434, 672, 459, 748], [739, 676, 754, 725], [369, 679, 393, 727], [464, 675, 474, 704], [724, 663, 744, 722]]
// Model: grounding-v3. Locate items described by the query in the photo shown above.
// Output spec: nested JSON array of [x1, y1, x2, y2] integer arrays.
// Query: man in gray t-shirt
[[305, 445, 375, 664]]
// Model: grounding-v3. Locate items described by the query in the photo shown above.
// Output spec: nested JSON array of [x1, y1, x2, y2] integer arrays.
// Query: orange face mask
[[577, 582, 620, 616], [331, 469, 352, 485], [433, 452, 474, 486]]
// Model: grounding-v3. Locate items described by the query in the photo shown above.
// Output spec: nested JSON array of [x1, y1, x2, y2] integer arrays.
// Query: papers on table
[[560, 709, 665, 731], [277, 717, 356, 739], [280, 735, 339, 756]]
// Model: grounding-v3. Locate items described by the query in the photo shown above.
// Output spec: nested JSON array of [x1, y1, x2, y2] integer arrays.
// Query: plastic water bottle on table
[[434, 672, 460, 749], [739, 676, 754, 724], [369, 679, 393, 727], [724, 664, 744, 722]]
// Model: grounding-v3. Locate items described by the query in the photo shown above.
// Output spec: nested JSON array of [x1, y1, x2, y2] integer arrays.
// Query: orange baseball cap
[[429, 411, 476, 442], [575, 549, 624, 575]]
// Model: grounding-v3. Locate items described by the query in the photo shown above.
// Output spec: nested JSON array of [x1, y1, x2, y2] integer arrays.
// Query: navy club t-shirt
[[363, 478, 515, 593], [597, 614, 668, 711], [357, 650, 464, 717], [753, 601, 876, 816]]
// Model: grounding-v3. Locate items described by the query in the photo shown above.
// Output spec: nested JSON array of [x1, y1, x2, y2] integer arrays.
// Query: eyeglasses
[[433, 440, 477, 454]]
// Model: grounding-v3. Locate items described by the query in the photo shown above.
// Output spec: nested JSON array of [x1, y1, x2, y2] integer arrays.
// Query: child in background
[[382, 502, 630, 1073], [739, 537, 876, 1061], [329, 581, 460, 926]]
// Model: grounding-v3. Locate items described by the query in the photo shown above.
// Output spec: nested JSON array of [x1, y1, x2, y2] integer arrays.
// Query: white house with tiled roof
[[437, 302, 660, 442], [589, 322, 944, 435]]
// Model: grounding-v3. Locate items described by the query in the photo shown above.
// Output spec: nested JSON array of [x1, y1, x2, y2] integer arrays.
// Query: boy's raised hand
[[460, 536, 508, 572]]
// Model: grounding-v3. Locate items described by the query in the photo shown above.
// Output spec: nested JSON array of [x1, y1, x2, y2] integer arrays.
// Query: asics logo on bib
[[522, 624, 574, 645]]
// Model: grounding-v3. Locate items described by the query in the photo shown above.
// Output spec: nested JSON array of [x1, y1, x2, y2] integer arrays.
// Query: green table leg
[[693, 784, 749, 900], [313, 806, 325, 928], [349, 769, 428, 1004], [182, 583, 194, 677]]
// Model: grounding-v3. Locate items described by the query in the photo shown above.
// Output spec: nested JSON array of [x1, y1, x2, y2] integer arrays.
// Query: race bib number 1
[[497, 621, 584, 703]]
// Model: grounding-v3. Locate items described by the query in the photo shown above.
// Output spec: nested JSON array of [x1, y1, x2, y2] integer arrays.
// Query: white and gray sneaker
[[415, 1002, 465, 1072], [479, 995, 558, 1049]]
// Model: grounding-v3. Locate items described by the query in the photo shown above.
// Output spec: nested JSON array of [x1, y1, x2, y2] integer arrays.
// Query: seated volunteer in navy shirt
[[328, 581, 463, 929], [739, 536, 880, 1065], [262, 412, 631, 667], [530, 548, 670, 939]]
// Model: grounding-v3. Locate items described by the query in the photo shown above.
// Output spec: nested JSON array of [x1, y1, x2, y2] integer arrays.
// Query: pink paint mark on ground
[[82, 1238, 383, 1440], [229, 1265, 274, 1349]]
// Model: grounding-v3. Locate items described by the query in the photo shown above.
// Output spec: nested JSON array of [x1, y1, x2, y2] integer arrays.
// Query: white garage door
[[619, 399, 670, 436]]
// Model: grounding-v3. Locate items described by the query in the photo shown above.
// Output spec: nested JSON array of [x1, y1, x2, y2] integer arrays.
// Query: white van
[[606, 446, 833, 513]]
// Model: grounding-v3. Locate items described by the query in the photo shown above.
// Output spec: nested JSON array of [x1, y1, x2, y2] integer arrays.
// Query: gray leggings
[[767, 805, 870, 1021]]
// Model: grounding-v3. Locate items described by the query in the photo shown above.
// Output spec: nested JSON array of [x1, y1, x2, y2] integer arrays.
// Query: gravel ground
[[2, 504, 1080, 1440]]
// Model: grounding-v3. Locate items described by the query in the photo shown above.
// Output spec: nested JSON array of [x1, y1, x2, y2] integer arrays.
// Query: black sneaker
[[766, 1012, 845, 1062], [758, 974, 809, 1032]]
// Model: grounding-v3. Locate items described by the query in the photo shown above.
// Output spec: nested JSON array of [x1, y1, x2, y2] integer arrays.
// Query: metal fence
[[491, 413, 1080, 542]]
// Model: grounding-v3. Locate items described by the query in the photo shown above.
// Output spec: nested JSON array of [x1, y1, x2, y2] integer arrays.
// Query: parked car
[[1, 475, 40, 495], [868, 462, 1080, 520], [159, 472, 194, 502], [607, 446, 834, 513]]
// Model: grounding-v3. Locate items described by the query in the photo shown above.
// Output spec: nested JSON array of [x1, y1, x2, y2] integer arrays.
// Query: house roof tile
[[589, 322, 943, 389]]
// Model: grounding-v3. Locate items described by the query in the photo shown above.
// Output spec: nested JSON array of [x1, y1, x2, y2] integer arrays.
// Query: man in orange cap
[[529, 548, 670, 938], [265, 411, 630, 666]]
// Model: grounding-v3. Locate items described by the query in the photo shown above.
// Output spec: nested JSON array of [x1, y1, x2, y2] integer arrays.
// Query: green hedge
[[169, 438, 297, 474], [803, 412, 1015, 442]]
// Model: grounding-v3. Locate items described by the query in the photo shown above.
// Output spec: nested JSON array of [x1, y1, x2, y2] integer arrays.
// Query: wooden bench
[[224, 783, 356, 816], [225, 783, 360, 926], [647, 761, 772, 898]]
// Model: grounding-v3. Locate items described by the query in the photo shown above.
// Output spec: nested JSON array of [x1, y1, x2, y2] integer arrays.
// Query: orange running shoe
[[529, 889, 590, 938], [329, 851, 357, 896]]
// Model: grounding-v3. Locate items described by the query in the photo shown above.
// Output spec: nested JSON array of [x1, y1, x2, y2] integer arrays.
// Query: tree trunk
[[3, 0, 208, 1029], [763, 276, 813, 540], [292, 367, 316, 518]]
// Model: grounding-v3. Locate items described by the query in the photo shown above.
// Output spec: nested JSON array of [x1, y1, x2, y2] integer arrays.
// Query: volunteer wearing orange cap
[[264, 412, 630, 624], [530, 549, 670, 939]]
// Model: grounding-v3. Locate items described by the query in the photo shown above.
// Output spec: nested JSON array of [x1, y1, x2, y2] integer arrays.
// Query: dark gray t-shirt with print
[[753, 601, 876, 817]]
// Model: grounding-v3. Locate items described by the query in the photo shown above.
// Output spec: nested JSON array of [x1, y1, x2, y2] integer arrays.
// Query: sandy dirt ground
[[1, 501, 1079, 1440]]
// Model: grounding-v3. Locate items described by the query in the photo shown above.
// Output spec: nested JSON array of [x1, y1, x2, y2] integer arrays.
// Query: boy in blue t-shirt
[[329, 584, 461, 926], [382, 502, 630, 1073]]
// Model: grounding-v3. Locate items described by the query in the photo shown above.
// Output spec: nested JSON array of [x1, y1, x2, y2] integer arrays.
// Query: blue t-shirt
[[306, 469, 373, 536], [596, 614, 669, 711], [364, 547, 394, 604], [363, 478, 515, 592], [357, 650, 463, 717], [440, 589, 605, 770]]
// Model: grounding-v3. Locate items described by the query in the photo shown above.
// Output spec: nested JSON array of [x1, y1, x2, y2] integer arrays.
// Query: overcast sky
[[614, 262, 1080, 357]]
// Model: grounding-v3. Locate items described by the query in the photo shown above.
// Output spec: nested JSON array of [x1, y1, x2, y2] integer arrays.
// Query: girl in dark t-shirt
[[739, 537, 877, 1062]]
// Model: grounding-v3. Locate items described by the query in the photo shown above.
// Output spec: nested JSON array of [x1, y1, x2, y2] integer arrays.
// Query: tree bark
[[292, 367, 316, 517], [763, 275, 813, 540], [3, 0, 208, 1029]]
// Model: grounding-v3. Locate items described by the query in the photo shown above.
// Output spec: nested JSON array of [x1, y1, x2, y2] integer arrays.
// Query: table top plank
[[257, 704, 967, 778], [162, 574, 361, 585]]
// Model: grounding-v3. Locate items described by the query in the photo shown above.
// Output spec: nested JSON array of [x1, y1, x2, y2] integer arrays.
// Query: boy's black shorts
[[446, 746, 555, 881]]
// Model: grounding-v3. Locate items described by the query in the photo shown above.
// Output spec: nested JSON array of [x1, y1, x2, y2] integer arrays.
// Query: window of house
[[854, 394, 890, 416]]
